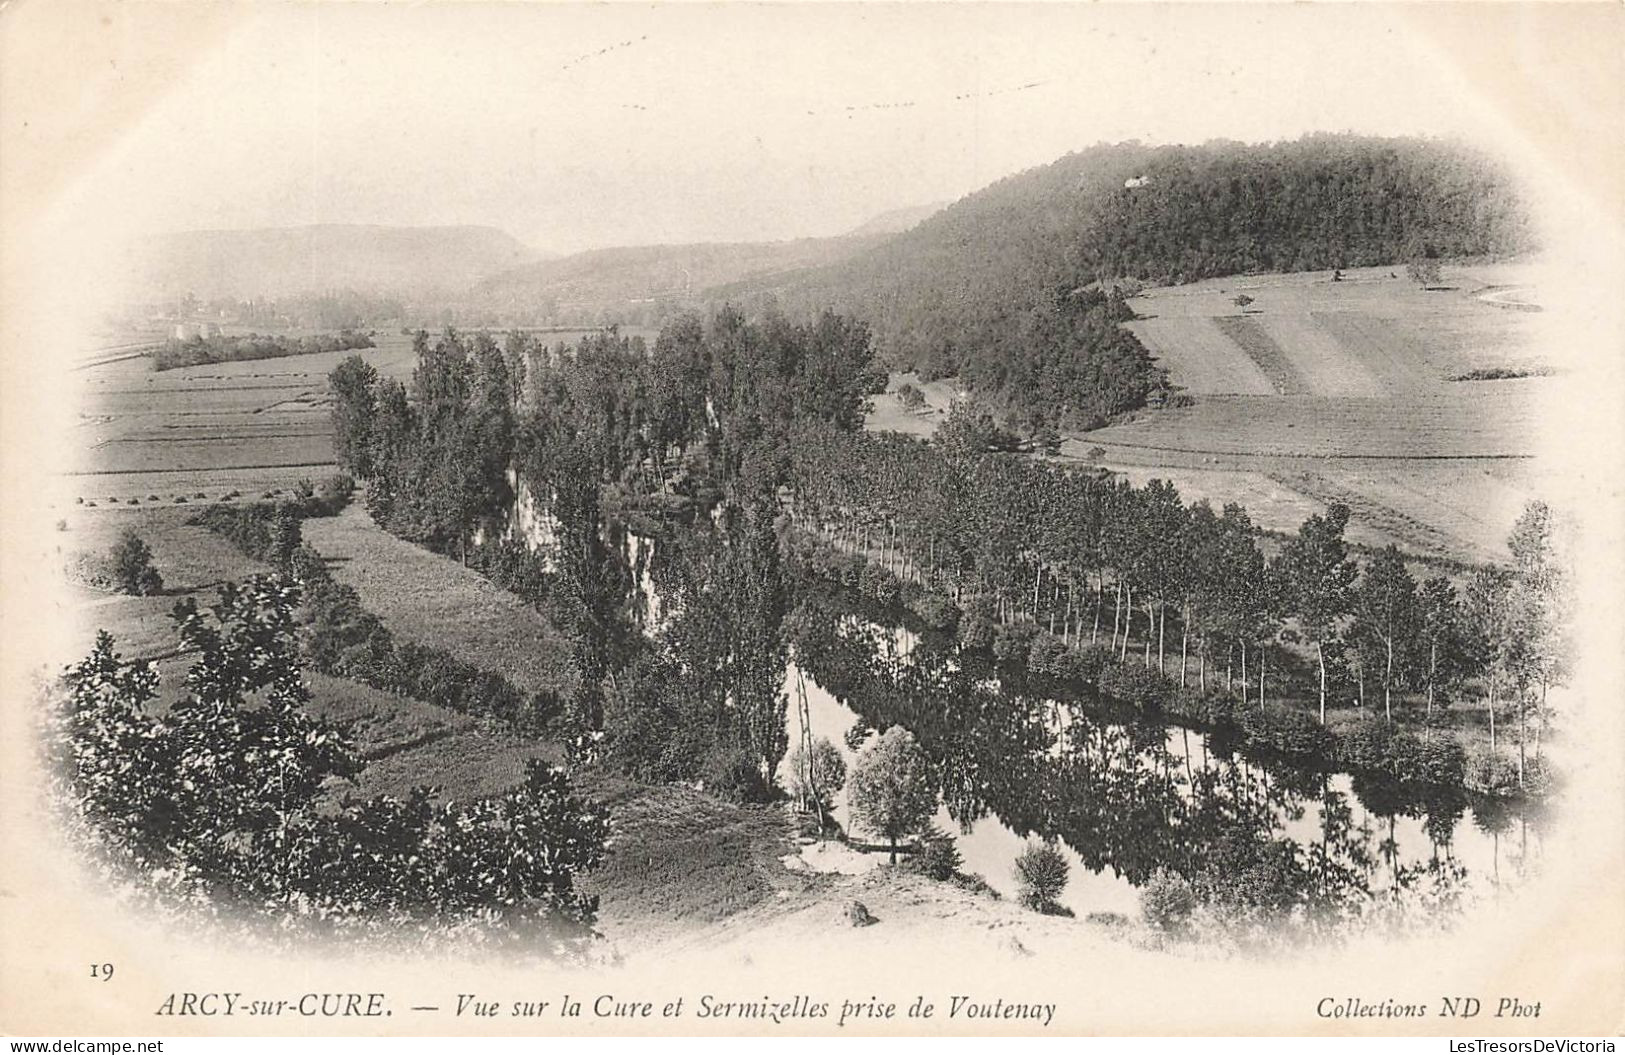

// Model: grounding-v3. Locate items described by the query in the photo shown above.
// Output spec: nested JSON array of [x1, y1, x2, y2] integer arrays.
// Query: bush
[[1238, 706, 1335, 757], [289, 543, 330, 587], [1027, 633, 1090, 680], [1014, 839, 1070, 914], [1334, 719, 1463, 785], [1464, 747, 1519, 795], [315, 473, 355, 514], [109, 529, 163, 596], [1139, 867, 1196, 933], [858, 563, 898, 606], [905, 589, 959, 631], [1098, 661, 1168, 711], [905, 826, 963, 881], [956, 599, 997, 652], [702, 745, 774, 804], [992, 622, 1037, 666], [1407, 258, 1444, 287]]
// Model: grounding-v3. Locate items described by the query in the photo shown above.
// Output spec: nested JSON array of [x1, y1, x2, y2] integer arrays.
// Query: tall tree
[[328, 355, 379, 479], [1350, 545, 1420, 722], [1275, 504, 1358, 723]]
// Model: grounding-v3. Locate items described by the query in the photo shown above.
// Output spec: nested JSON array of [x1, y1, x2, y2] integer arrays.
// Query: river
[[778, 604, 1543, 923]]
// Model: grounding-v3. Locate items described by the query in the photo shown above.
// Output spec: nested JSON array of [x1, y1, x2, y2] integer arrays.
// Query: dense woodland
[[326, 307, 1568, 803]]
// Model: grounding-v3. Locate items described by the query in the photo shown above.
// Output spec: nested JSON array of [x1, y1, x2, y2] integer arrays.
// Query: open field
[[62, 328, 649, 507], [1079, 263, 1551, 563], [1080, 389, 1538, 460], [1123, 263, 1546, 394], [300, 502, 579, 699], [862, 370, 960, 439]]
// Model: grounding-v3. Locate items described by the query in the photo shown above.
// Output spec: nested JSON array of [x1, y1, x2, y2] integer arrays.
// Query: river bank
[[784, 531, 1553, 803]]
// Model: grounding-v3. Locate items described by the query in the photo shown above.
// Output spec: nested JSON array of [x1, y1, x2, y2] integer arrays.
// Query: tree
[[1406, 258, 1443, 288], [1463, 566, 1515, 754], [787, 737, 847, 812], [848, 726, 937, 862], [1417, 575, 1467, 716], [328, 355, 379, 478], [1275, 504, 1357, 723], [1350, 545, 1420, 722], [49, 577, 607, 948], [1014, 839, 1071, 914], [1231, 293, 1255, 310], [109, 529, 163, 596], [1505, 501, 1573, 784]]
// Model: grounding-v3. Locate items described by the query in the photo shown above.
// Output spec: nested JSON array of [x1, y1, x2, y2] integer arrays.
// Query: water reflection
[[784, 588, 1542, 927]]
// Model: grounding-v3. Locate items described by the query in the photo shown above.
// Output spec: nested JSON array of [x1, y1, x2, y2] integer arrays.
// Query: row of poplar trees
[[787, 407, 1569, 783]]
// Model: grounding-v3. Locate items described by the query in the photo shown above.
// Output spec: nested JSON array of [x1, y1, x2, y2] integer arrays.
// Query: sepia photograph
[[1, 0, 1621, 1040]]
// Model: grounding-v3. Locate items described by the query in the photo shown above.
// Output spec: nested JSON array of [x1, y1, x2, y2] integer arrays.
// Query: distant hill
[[710, 135, 1535, 377], [459, 203, 946, 327], [122, 224, 543, 301], [467, 234, 887, 327], [843, 201, 946, 237]]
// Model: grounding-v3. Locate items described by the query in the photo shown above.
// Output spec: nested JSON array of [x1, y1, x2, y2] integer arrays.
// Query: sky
[[28, 3, 1559, 257]]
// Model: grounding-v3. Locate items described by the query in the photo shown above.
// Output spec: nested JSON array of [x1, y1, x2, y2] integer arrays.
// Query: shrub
[[991, 622, 1037, 666], [1139, 867, 1196, 933], [1098, 661, 1168, 711], [1464, 747, 1519, 794], [905, 826, 963, 882], [1335, 719, 1463, 785], [1414, 736, 1467, 786], [1027, 633, 1087, 680], [1407, 258, 1444, 287], [905, 589, 959, 631], [289, 543, 330, 587], [701, 745, 774, 804], [858, 563, 898, 606], [108, 529, 163, 596], [956, 599, 997, 652], [1238, 706, 1335, 757], [1014, 839, 1071, 915], [315, 473, 355, 514]]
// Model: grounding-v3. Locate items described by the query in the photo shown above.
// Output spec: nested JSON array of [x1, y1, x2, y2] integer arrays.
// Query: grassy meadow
[[299, 503, 579, 700]]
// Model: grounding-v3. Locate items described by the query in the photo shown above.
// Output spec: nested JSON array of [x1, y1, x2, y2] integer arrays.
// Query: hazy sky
[[35, 4, 1570, 255]]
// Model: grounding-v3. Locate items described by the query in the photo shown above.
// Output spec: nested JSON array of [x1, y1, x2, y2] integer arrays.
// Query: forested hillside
[[726, 135, 1532, 398]]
